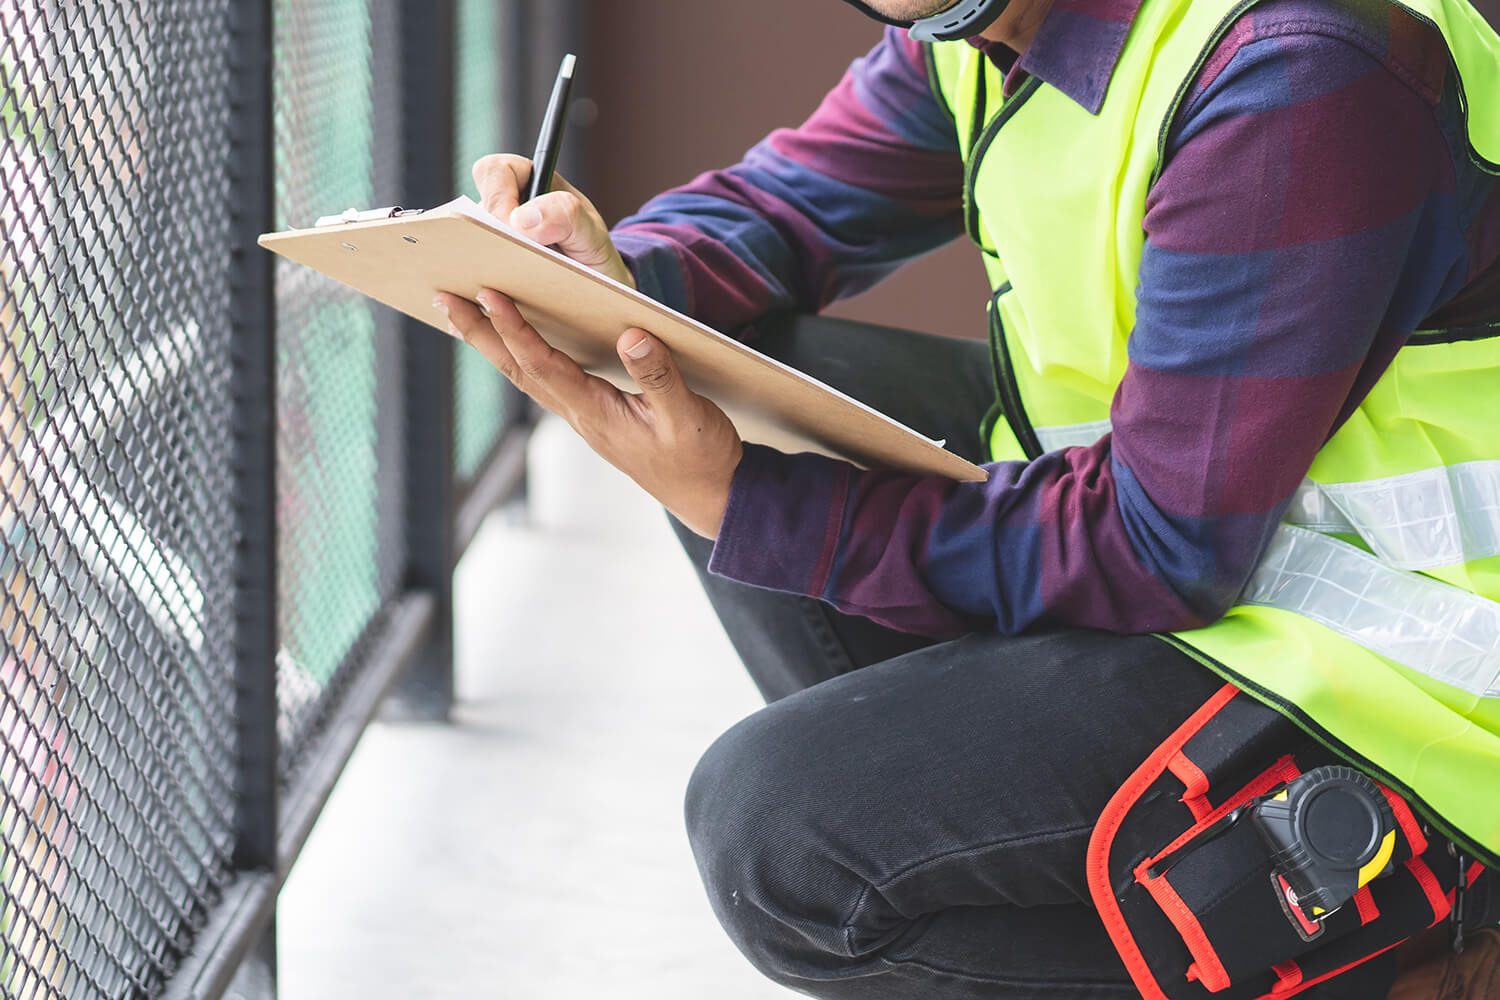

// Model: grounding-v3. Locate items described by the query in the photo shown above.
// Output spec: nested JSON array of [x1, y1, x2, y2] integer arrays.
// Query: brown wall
[[582, 0, 989, 340]]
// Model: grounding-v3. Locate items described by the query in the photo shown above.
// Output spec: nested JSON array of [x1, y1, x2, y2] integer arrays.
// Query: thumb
[[618, 330, 684, 405]]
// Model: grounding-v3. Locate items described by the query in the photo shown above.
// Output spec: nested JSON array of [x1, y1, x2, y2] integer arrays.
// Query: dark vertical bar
[[553, 0, 590, 186], [388, 0, 459, 719], [370, 0, 407, 602], [532, 0, 587, 447], [499, 0, 533, 136], [528, 0, 587, 156], [227, 0, 277, 883], [226, 0, 279, 992], [498, 0, 544, 497]]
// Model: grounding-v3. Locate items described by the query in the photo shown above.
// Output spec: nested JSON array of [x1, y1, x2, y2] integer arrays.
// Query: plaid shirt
[[613, 0, 1500, 638]]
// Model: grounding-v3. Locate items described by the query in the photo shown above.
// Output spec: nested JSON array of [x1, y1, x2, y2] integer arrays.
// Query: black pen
[[525, 53, 577, 204]]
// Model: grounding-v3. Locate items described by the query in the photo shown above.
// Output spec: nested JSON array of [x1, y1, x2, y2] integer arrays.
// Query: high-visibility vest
[[926, 0, 1500, 865]]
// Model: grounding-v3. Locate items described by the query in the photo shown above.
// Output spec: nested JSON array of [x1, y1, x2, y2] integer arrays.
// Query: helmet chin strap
[[839, 0, 1011, 42]]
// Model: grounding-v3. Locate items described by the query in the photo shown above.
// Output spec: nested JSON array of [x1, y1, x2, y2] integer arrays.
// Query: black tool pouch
[[1087, 683, 1486, 999]]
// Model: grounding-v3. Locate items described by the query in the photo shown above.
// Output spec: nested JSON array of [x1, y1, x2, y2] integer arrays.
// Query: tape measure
[[1251, 765, 1398, 940]]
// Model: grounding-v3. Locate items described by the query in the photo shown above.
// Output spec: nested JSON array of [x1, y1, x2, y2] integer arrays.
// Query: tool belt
[[1087, 683, 1488, 999]]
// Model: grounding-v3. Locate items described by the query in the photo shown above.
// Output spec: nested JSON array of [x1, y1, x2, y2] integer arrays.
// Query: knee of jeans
[[685, 707, 858, 980]]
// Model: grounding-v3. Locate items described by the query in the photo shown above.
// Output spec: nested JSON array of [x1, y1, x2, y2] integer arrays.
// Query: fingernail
[[432, 297, 449, 316], [513, 206, 542, 229], [447, 322, 464, 341], [623, 335, 652, 360], [477, 295, 492, 317]]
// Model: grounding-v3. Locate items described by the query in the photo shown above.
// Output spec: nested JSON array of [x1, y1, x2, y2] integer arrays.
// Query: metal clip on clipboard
[[312, 206, 426, 227]]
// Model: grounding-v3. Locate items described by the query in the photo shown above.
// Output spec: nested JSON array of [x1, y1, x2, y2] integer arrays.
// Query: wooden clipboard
[[259, 198, 988, 483]]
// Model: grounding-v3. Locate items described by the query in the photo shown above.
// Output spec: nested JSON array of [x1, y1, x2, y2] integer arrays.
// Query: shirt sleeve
[[610, 27, 965, 334], [707, 24, 1472, 637]]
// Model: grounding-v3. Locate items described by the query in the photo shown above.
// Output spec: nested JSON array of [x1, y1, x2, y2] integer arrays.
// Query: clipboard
[[259, 197, 988, 483]]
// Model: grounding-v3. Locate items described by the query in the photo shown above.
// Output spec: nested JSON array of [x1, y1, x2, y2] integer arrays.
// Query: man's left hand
[[436, 288, 742, 540]]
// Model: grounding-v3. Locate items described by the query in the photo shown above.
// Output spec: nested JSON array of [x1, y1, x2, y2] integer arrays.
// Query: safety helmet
[[839, 0, 1010, 41]]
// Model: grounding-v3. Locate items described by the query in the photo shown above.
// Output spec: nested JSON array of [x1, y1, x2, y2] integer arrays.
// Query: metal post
[[387, 0, 459, 719], [494, 0, 571, 510], [226, 0, 279, 993], [371, 0, 408, 604], [505, 0, 596, 514]]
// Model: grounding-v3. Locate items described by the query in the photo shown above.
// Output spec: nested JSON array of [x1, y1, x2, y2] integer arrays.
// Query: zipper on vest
[[988, 284, 1044, 460]]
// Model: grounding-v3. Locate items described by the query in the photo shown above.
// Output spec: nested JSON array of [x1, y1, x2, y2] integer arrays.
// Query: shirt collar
[[971, 0, 1143, 115]]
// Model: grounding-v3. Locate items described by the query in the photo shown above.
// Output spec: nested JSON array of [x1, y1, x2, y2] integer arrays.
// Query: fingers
[[439, 293, 581, 424], [472, 153, 634, 287], [507, 189, 617, 271], [472, 152, 592, 238], [473, 289, 612, 412], [435, 292, 528, 391], [617, 329, 688, 410], [472, 154, 532, 222]]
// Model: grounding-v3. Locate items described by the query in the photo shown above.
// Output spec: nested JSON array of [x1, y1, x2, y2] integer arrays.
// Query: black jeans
[[674, 314, 1400, 998]]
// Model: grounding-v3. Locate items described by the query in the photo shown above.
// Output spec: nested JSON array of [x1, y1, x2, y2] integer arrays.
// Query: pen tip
[[560, 53, 576, 77]]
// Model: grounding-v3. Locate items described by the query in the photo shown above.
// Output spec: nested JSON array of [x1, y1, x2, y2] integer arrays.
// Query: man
[[436, 0, 1500, 995]]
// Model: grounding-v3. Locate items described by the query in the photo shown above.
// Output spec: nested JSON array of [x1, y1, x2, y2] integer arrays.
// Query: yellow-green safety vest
[[926, 0, 1500, 864]]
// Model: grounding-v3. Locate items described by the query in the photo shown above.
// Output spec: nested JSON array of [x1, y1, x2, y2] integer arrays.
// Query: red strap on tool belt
[[1086, 683, 1484, 999]]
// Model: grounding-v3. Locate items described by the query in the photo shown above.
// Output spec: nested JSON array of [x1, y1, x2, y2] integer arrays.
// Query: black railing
[[0, 1, 574, 995]]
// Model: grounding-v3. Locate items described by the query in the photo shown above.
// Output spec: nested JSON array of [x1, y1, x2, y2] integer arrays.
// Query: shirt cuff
[[613, 230, 691, 315], [708, 443, 853, 598]]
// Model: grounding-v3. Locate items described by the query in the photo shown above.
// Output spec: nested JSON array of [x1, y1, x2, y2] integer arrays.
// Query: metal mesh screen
[[0, 1, 239, 995], [0, 0, 536, 990], [272, 0, 392, 775], [452, 0, 512, 482]]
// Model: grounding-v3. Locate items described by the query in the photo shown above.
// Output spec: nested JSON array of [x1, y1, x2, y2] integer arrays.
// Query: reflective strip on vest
[[1036, 419, 1113, 452], [1036, 418, 1500, 573], [1286, 462, 1500, 571], [1242, 525, 1500, 699], [1030, 418, 1500, 690], [1284, 479, 1355, 534]]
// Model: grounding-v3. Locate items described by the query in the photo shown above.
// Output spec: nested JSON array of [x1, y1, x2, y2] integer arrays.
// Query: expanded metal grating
[[0, 0, 537, 992], [271, 0, 392, 778], [452, 0, 513, 483], [0, 2, 239, 995]]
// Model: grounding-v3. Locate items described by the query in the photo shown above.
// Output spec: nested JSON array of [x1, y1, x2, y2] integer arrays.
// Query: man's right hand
[[472, 154, 636, 290]]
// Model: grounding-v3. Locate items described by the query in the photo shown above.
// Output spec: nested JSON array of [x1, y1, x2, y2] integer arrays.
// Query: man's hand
[[436, 289, 742, 540], [472, 154, 635, 289]]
